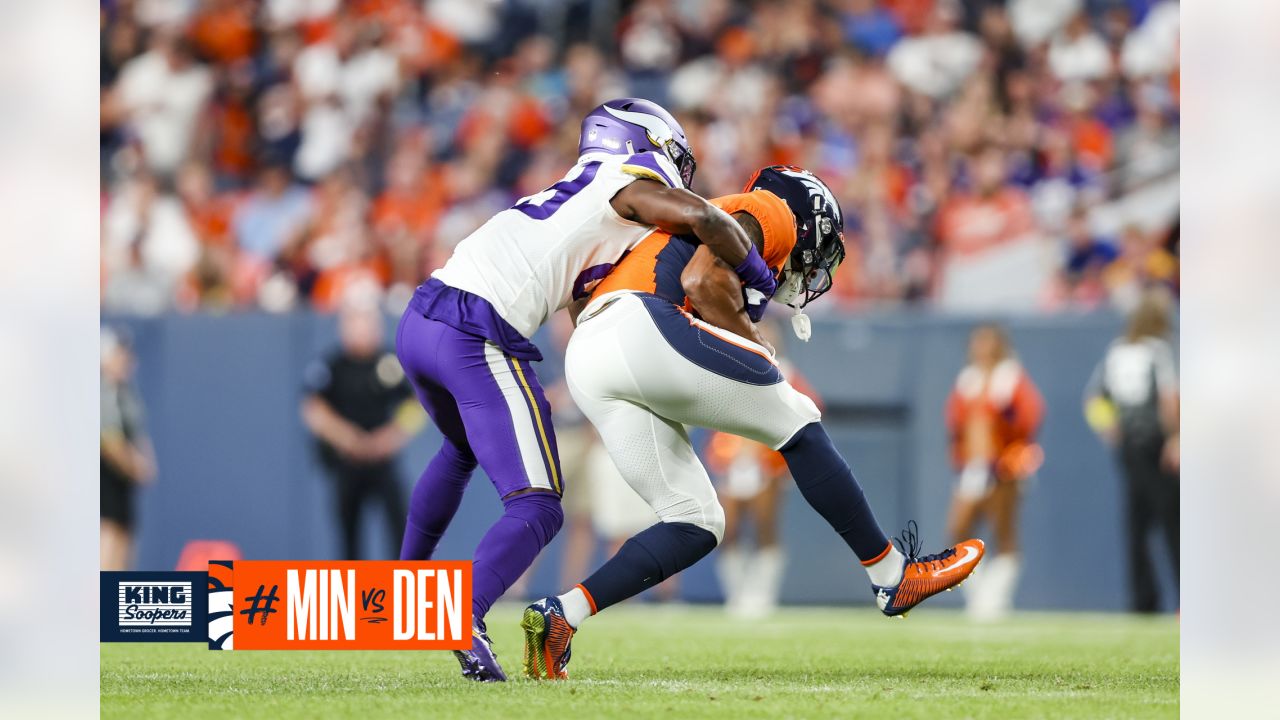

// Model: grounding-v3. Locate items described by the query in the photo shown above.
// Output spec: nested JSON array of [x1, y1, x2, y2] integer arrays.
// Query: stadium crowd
[[100, 0, 1180, 315]]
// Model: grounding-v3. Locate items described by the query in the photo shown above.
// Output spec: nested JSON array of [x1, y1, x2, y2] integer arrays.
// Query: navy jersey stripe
[[651, 235, 698, 306], [638, 295, 782, 386]]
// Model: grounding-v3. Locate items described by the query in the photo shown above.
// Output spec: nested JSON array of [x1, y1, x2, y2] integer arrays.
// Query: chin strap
[[791, 305, 812, 342]]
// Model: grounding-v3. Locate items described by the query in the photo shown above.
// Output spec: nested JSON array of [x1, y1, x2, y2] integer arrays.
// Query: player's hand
[[733, 246, 777, 315], [743, 286, 771, 323]]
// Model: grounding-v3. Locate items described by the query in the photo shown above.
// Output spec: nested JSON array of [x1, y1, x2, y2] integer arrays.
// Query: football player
[[521, 166, 986, 680], [395, 99, 778, 682]]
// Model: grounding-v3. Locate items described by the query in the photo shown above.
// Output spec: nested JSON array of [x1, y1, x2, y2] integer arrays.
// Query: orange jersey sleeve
[[711, 190, 797, 273], [590, 230, 671, 300], [589, 189, 797, 305]]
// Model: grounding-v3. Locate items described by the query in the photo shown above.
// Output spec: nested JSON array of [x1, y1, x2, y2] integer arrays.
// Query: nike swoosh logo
[[933, 545, 980, 577]]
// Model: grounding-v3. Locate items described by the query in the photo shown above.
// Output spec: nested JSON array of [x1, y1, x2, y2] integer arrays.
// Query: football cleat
[[453, 619, 507, 682], [873, 521, 985, 618], [521, 596, 575, 680]]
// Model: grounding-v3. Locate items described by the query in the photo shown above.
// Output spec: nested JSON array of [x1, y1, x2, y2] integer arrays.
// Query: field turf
[[101, 604, 1178, 719]]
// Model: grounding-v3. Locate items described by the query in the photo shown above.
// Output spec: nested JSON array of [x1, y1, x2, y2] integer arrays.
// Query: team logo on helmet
[[601, 104, 675, 149], [745, 165, 845, 309]]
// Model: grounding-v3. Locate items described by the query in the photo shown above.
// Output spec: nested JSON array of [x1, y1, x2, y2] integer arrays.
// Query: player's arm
[[611, 180, 776, 307], [681, 245, 774, 355]]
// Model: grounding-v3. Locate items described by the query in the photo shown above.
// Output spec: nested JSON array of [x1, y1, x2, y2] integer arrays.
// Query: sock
[[400, 440, 476, 560], [779, 423, 892, 563], [471, 492, 564, 621], [864, 544, 906, 587], [557, 585, 594, 628], [579, 521, 717, 615]]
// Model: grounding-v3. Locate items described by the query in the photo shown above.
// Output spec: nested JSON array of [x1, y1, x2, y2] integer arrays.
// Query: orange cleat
[[872, 521, 985, 617], [521, 597, 575, 679]]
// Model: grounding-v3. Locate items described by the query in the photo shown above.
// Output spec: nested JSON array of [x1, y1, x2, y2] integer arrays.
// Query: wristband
[[733, 246, 777, 298]]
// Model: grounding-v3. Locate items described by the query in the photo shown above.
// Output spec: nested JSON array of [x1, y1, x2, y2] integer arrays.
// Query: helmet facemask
[[661, 139, 697, 188], [777, 204, 845, 310]]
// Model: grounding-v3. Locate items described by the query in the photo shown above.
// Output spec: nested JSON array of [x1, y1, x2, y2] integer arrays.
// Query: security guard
[[302, 298, 424, 560]]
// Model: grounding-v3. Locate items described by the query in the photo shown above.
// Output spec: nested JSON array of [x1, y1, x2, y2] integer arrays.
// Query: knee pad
[[657, 496, 725, 544], [502, 491, 564, 546], [701, 501, 726, 545], [631, 521, 719, 581]]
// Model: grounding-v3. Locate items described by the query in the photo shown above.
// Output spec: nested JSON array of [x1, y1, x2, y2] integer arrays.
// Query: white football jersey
[[432, 151, 684, 339]]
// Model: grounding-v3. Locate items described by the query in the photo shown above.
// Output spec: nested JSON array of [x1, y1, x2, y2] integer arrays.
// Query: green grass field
[[102, 604, 1178, 719]]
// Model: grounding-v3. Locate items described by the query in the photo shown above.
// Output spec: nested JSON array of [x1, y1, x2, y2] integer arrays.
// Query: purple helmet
[[578, 98, 697, 187]]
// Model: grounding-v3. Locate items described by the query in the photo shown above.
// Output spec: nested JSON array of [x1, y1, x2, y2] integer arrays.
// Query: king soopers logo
[[118, 581, 193, 627]]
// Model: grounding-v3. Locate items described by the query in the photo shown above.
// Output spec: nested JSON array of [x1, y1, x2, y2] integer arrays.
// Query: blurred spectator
[[101, 328, 156, 571], [1047, 13, 1111, 81], [1058, 206, 1116, 307], [301, 296, 423, 560], [103, 173, 201, 315], [1104, 222, 1178, 312], [945, 324, 1044, 621], [98, 0, 1180, 315], [933, 146, 1047, 310], [232, 160, 313, 263], [886, 1, 982, 99], [1084, 289, 1178, 612], [841, 0, 903, 57], [110, 31, 213, 178]]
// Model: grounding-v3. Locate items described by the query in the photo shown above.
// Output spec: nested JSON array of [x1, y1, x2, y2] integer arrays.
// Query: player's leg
[[599, 294, 984, 616], [522, 303, 724, 678], [523, 396, 722, 679], [395, 310, 479, 562], [438, 341, 565, 625], [596, 297, 901, 578], [399, 310, 562, 682]]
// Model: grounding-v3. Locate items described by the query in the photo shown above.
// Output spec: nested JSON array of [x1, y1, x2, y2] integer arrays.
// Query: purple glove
[[734, 246, 777, 322]]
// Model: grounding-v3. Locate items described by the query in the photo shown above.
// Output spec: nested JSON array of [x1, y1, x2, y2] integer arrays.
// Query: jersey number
[[513, 162, 601, 220]]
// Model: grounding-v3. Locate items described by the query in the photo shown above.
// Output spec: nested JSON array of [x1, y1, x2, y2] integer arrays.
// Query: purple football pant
[[395, 309, 564, 621]]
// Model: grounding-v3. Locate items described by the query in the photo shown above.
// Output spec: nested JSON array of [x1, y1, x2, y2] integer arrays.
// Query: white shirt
[[886, 32, 983, 99], [432, 151, 684, 339], [116, 51, 212, 175], [1048, 31, 1113, 82], [1097, 337, 1178, 408]]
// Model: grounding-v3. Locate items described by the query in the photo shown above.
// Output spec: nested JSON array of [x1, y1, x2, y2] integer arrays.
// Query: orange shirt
[[934, 188, 1037, 257], [591, 189, 797, 306], [945, 359, 1045, 480]]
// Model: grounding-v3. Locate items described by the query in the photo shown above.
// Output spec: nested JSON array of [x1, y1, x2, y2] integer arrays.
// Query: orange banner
[[208, 560, 472, 650]]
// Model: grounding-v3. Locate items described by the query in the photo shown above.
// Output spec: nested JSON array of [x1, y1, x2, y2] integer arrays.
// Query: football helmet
[[579, 98, 697, 188], [743, 165, 846, 309]]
